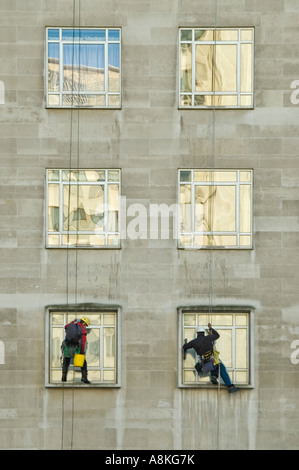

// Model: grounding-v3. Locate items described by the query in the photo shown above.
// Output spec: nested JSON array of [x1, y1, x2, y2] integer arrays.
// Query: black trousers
[[62, 356, 88, 381]]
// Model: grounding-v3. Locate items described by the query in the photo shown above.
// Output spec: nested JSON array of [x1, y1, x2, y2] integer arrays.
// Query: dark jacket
[[183, 328, 220, 357]]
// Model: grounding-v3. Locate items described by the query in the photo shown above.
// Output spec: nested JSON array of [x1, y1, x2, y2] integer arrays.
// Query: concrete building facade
[[0, 0, 299, 450]]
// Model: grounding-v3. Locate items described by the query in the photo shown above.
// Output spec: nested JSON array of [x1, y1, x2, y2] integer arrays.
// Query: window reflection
[[49, 311, 117, 385], [47, 27, 121, 108], [179, 169, 252, 249], [179, 27, 254, 108], [47, 169, 120, 248], [182, 311, 250, 386]]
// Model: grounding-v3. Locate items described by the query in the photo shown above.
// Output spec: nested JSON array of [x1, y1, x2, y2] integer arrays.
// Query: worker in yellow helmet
[[61, 317, 91, 384]]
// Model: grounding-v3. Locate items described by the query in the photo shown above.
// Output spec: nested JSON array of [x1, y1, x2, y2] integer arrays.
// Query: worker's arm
[[183, 339, 195, 351], [208, 324, 220, 341]]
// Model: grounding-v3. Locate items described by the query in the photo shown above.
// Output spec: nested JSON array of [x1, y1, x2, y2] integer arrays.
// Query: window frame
[[45, 304, 121, 388], [45, 168, 121, 249], [177, 306, 255, 389], [178, 168, 253, 250], [178, 27, 254, 109], [46, 27, 121, 109]]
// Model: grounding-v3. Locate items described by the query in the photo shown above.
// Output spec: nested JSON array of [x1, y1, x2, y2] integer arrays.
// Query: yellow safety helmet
[[80, 317, 90, 327]]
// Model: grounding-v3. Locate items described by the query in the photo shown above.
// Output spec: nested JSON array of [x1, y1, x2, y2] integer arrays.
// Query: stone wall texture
[[0, 0, 298, 450]]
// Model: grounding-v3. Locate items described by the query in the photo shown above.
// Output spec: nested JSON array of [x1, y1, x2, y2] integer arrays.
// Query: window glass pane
[[47, 28, 120, 108], [213, 315, 233, 326], [180, 170, 191, 182], [48, 234, 60, 245], [180, 185, 191, 232], [181, 30, 192, 41], [179, 27, 253, 109], [108, 170, 119, 182], [104, 327, 115, 368], [235, 371, 247, 383], [240, 235, 251, 246], [195, 44, 213, 92], [195, 29, 214, 41], [241, 44, 252, 92], [236, 314, 247, 326], [216, 329, 232, 368], [91, 314, 102, 325], [180, 43, 192, 93], [48, 170, 60, 181], [184, 370, 196, 383], [180, 94, 192, 106], [63, 44, 105, 92], [51, 327, 63, 368], [195, 185, 236, 233], [61, 233, 106, 246], [62, 29, 106, 41], [241, 29, 253, 41], [108, 43, 120, 92], [48, 184, 59, 232], [103, 370, 115, 382], [240, 171, 252, 182], [86, 328, 100, 366], [196, 314, 209, 326], [240, 185, 251, 233], [184, 328, 195, 342], [103, 314, 115, 326], [181, 311, 250, 387], [48, 95, 60, 106], [108, 29, 120, 41], [215, 45, 237, 92], [52, 314, 64, 325], [184, 314, 196, 326], [216, 30, 238, 41], [236, 328, 247, 368], [48, 29, 60, 40], [108, 184, 119, 232], [48, 43, 60, 92]]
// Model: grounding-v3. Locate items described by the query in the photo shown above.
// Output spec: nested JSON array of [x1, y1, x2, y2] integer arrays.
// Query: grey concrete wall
[[0, 0, 298, 450]]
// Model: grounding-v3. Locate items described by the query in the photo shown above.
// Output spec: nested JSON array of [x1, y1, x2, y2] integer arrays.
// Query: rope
[[61, 0, 81, 451], [209, 0, 220, 451]]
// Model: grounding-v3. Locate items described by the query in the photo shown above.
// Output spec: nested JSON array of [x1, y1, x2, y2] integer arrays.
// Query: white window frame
[[46, 169, 121, 249], [178, 27, 254, 109], [178, 169, 253, 249], [46, 27, 121, 108], [178, 306, 254, 389], [45, 304, 121, 388]]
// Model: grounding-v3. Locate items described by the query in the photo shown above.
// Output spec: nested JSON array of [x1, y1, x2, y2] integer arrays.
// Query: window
[[178, 307, 253, 388], [46, 169, 121, 248], [45, 305, 121, 387], [178, 169, 253, 249], [179, 28, 254, 108], [46, 27, 121, 108]]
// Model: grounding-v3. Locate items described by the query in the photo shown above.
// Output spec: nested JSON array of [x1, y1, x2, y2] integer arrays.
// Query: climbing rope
[[61, 0, 81, 451]]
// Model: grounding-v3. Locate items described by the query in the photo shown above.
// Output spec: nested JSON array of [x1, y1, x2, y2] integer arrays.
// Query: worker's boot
[[81, 361, 90, 384], [62, 359, 69, 382], [228, 385, 239, 393]]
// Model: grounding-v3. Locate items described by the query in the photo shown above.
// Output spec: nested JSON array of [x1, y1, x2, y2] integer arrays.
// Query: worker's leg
[[219, 362, 233, 387], [62, 356, 70, 381], [81, 360, 90, 384]]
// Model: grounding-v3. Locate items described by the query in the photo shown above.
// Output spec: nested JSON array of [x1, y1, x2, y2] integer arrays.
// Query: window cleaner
[[183, 323, 239, 393], [61, 317, 91, 384]]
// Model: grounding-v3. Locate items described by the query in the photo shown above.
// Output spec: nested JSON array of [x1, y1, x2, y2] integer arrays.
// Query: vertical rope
[[62, 0, 81, 451], [209, 0, 220, 451]]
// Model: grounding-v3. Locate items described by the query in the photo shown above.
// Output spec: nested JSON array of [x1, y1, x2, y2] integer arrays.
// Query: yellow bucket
[[73, 354, 85, 367]]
